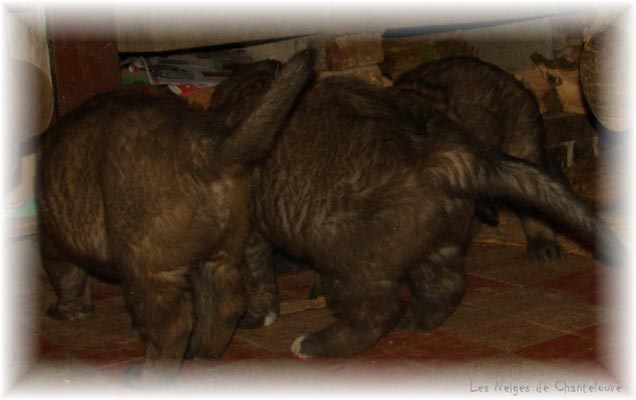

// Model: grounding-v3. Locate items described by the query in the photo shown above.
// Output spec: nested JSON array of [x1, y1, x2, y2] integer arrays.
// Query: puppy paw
[[527, 238, 565, 263], [397, 307, 451, 331], [186, 334, 228, 360], [239, 310, 278, 329], [124, 361, 177, 388], [290, 334, 313, 359], [238, 314, 263, 329], [263, 311, 277, 327], [124, 362, 144, 388], [396, 315, 418, 331], [46, 303, 94, 321]]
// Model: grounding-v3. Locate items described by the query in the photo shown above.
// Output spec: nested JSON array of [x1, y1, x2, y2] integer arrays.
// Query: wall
[[3, 3, 53, 237], [2, 5, 52, 389]]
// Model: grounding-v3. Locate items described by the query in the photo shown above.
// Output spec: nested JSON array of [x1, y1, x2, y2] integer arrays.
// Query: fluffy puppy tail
[[428, 143, 625, 267], [217, 48, 315, 167]]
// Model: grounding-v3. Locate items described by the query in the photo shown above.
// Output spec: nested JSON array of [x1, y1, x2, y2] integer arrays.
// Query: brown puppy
[[37, 49, 315, 380], [211, 67, 621, 358], [394, 57, 569, 262], [226, 57, 572, 305]]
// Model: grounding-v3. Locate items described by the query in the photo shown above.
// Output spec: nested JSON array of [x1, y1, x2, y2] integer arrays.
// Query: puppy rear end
[[37, 48, 315, 383]]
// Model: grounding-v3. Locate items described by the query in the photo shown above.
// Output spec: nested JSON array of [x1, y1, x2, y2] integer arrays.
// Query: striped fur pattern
[[210, 66, 622, 358], [37, 49, 315, 381], [394, 57, 571, 262]]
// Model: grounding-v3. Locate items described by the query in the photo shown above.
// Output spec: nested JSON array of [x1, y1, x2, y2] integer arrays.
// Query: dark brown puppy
[[211, 69, 621, 358], [394, 57, 569, 262], [228, 57, 571, 305], [37, 49, 315, 380]]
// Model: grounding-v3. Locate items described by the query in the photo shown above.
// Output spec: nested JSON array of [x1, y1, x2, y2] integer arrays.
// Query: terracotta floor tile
[[312, 359, 433, 383], [475, 287, 586, 320], [33, 240, 607, 384], [573, 321, 628, 352], [94, 359, 140, 384], [453, 316, 566, 352], [441, 301, 514, 335], [71, 339, 145, 367], [382, 333, 500, 365], [37, 336, 67, 360], [39, 318, 140, 367], [19, 358, 116, 388], [461, 274, 519, 306], [581, 291, 602, 307], [174, 358, 337, 386], [39, 311, 138, 349], [514, 333, 600, 367], [309, 330, 438, 362], [276, 330, 432, 364], [277, 270, 315, 302], [279, 346, 400, 368], [466, 243, 594, 287], [234, 308, 333, 353], [530, 267, 624, 309], [37, 306, 142, 371], [353, 343, 404, 360], [232, 332, 400, 363], [532, 269, 595, 295], [221, 337, 281, 361], [572, 324, 605, 342], [179, 358, 221, 376], [380, 327, 449, 346], [440, 287, 580, 340], [517, 297, 612, 333], [178, 353, 276, 377]]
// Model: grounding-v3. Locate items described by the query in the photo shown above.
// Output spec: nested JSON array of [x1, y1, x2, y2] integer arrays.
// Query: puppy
[[37, 49, 315, 380], [394, 57, 570, 262], [219, 56, 573, 307], [211, 68, 622, 358]]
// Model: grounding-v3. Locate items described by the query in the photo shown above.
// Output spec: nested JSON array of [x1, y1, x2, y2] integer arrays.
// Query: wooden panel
[[46, 8, 121, 117]]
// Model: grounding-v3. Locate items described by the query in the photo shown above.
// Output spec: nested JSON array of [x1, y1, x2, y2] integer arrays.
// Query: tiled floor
[[5, 155, 630, 395], [7, 232, 627, 395]]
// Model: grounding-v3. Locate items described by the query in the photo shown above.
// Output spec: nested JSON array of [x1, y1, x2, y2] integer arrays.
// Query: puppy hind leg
[[41, 235, 93, 320], [522, 217, 565, 262], [308, 270, 324, 299], [506, 135, 565, 262], [398, 246, 466, 331], [188, 254, 245, 359], [239, 230, 279, 328], [292, 275, 402, 358], [121, 264, 192, 382]]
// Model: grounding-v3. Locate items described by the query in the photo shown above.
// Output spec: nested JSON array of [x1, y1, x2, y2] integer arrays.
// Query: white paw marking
[[291, 334, 312, 359], [263, 312, 277, 327]]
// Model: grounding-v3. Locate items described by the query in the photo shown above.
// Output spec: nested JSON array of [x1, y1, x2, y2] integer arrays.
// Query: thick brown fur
[[394, 57, 570, 262], [37, 49, 315, 381], [209, 59, 284, 327], [210, 64, 622, 358], [229, 57, 571, 304]]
